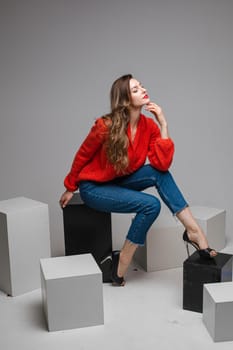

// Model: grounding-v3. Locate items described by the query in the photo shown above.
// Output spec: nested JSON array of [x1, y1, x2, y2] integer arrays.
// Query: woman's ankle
[[117, 252, 130, 277], [186, 229, 208, 248]]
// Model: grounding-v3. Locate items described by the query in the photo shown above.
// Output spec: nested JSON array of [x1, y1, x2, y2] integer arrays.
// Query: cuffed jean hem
[[173, 204, 189, 216], [125, 238, 142, 247], [126, 239, 146, 247]]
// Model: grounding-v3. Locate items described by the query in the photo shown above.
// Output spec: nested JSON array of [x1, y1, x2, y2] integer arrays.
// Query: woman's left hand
[[144, 102, 167, 128]]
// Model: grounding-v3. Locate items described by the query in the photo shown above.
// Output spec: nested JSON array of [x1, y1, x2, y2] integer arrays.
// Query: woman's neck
[[129, 107, 141, 127]]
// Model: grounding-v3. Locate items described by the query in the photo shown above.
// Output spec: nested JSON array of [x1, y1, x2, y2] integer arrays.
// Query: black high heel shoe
[[111, 251, 125, 286], [99, 254, 113, 283], [183, 230, 217, 259]]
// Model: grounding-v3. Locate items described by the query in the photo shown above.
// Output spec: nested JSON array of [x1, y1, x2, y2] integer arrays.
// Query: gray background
[[0, 0, 232, 256]]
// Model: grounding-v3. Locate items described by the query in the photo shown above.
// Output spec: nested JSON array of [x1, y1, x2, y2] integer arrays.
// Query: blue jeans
[[79, 164, 188, 245]]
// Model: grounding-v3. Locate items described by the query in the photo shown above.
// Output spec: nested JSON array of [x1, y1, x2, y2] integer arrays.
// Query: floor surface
[[1, 246, 233, 350]]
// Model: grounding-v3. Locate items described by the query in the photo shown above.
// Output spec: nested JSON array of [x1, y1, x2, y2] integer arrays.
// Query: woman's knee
[[144, 196, 161, 218], [145, 165, 171, 187]]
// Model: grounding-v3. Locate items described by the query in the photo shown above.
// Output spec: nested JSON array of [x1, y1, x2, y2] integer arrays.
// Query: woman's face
[[129, 78, 150, 108]]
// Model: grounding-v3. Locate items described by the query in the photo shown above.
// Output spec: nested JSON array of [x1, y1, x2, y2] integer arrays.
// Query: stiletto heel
[[183, 230, 217, 259], [184, 241, 190, 257], [111, 251, 125, 286]]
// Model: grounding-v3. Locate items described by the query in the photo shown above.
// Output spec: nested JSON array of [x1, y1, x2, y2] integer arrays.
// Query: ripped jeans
[[79, 164, 188, 245]]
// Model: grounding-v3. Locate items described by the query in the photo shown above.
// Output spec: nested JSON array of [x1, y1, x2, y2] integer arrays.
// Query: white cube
[[134, 211, 186, 271], [0, 197, 51, 296], [134, 206, 226, 272], [40, 254, 104, 332], [203, 282, 233, 342]]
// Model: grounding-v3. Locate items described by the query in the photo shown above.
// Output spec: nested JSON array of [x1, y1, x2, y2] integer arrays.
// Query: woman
[[60, 74, 217, 286]]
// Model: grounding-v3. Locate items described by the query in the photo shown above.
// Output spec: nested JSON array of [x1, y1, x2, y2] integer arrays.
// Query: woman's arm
[[145, 103, 174, 171], [63, 118, 108, 192], [145, 102, 170, 139]]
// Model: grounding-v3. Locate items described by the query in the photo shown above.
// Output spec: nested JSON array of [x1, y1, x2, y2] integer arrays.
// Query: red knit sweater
[[64, 114, 174, 192]]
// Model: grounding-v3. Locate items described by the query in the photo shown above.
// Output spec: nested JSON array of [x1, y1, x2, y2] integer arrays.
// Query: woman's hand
[[59, 190, 74, 208], [144, 102, 169, 139], [144, 102, 167, 128]]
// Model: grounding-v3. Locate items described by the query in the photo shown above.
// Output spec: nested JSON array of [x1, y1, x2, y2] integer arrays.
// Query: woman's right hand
[[59, 190, 74, 208], [145, 102, 169, 139]]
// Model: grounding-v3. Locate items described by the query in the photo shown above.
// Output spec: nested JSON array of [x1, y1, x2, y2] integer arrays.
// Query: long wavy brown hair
[[103, 74, 133, 174]]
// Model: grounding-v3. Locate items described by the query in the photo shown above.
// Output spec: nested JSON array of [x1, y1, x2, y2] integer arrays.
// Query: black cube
[[62, 193, 113, 282], [183, 251, 233, 313]]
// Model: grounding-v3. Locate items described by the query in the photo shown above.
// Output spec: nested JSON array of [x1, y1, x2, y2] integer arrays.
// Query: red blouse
[[64, 114, 174, 192]]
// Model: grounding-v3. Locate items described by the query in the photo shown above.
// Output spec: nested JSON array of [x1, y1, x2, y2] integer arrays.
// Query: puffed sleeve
[[147, 120, 175, 171], [64, 118, 108, 191]]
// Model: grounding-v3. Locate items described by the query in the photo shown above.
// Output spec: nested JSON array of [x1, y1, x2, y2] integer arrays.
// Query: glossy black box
[[183, 251, 233, 313], [62, 193, 112, 282]]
